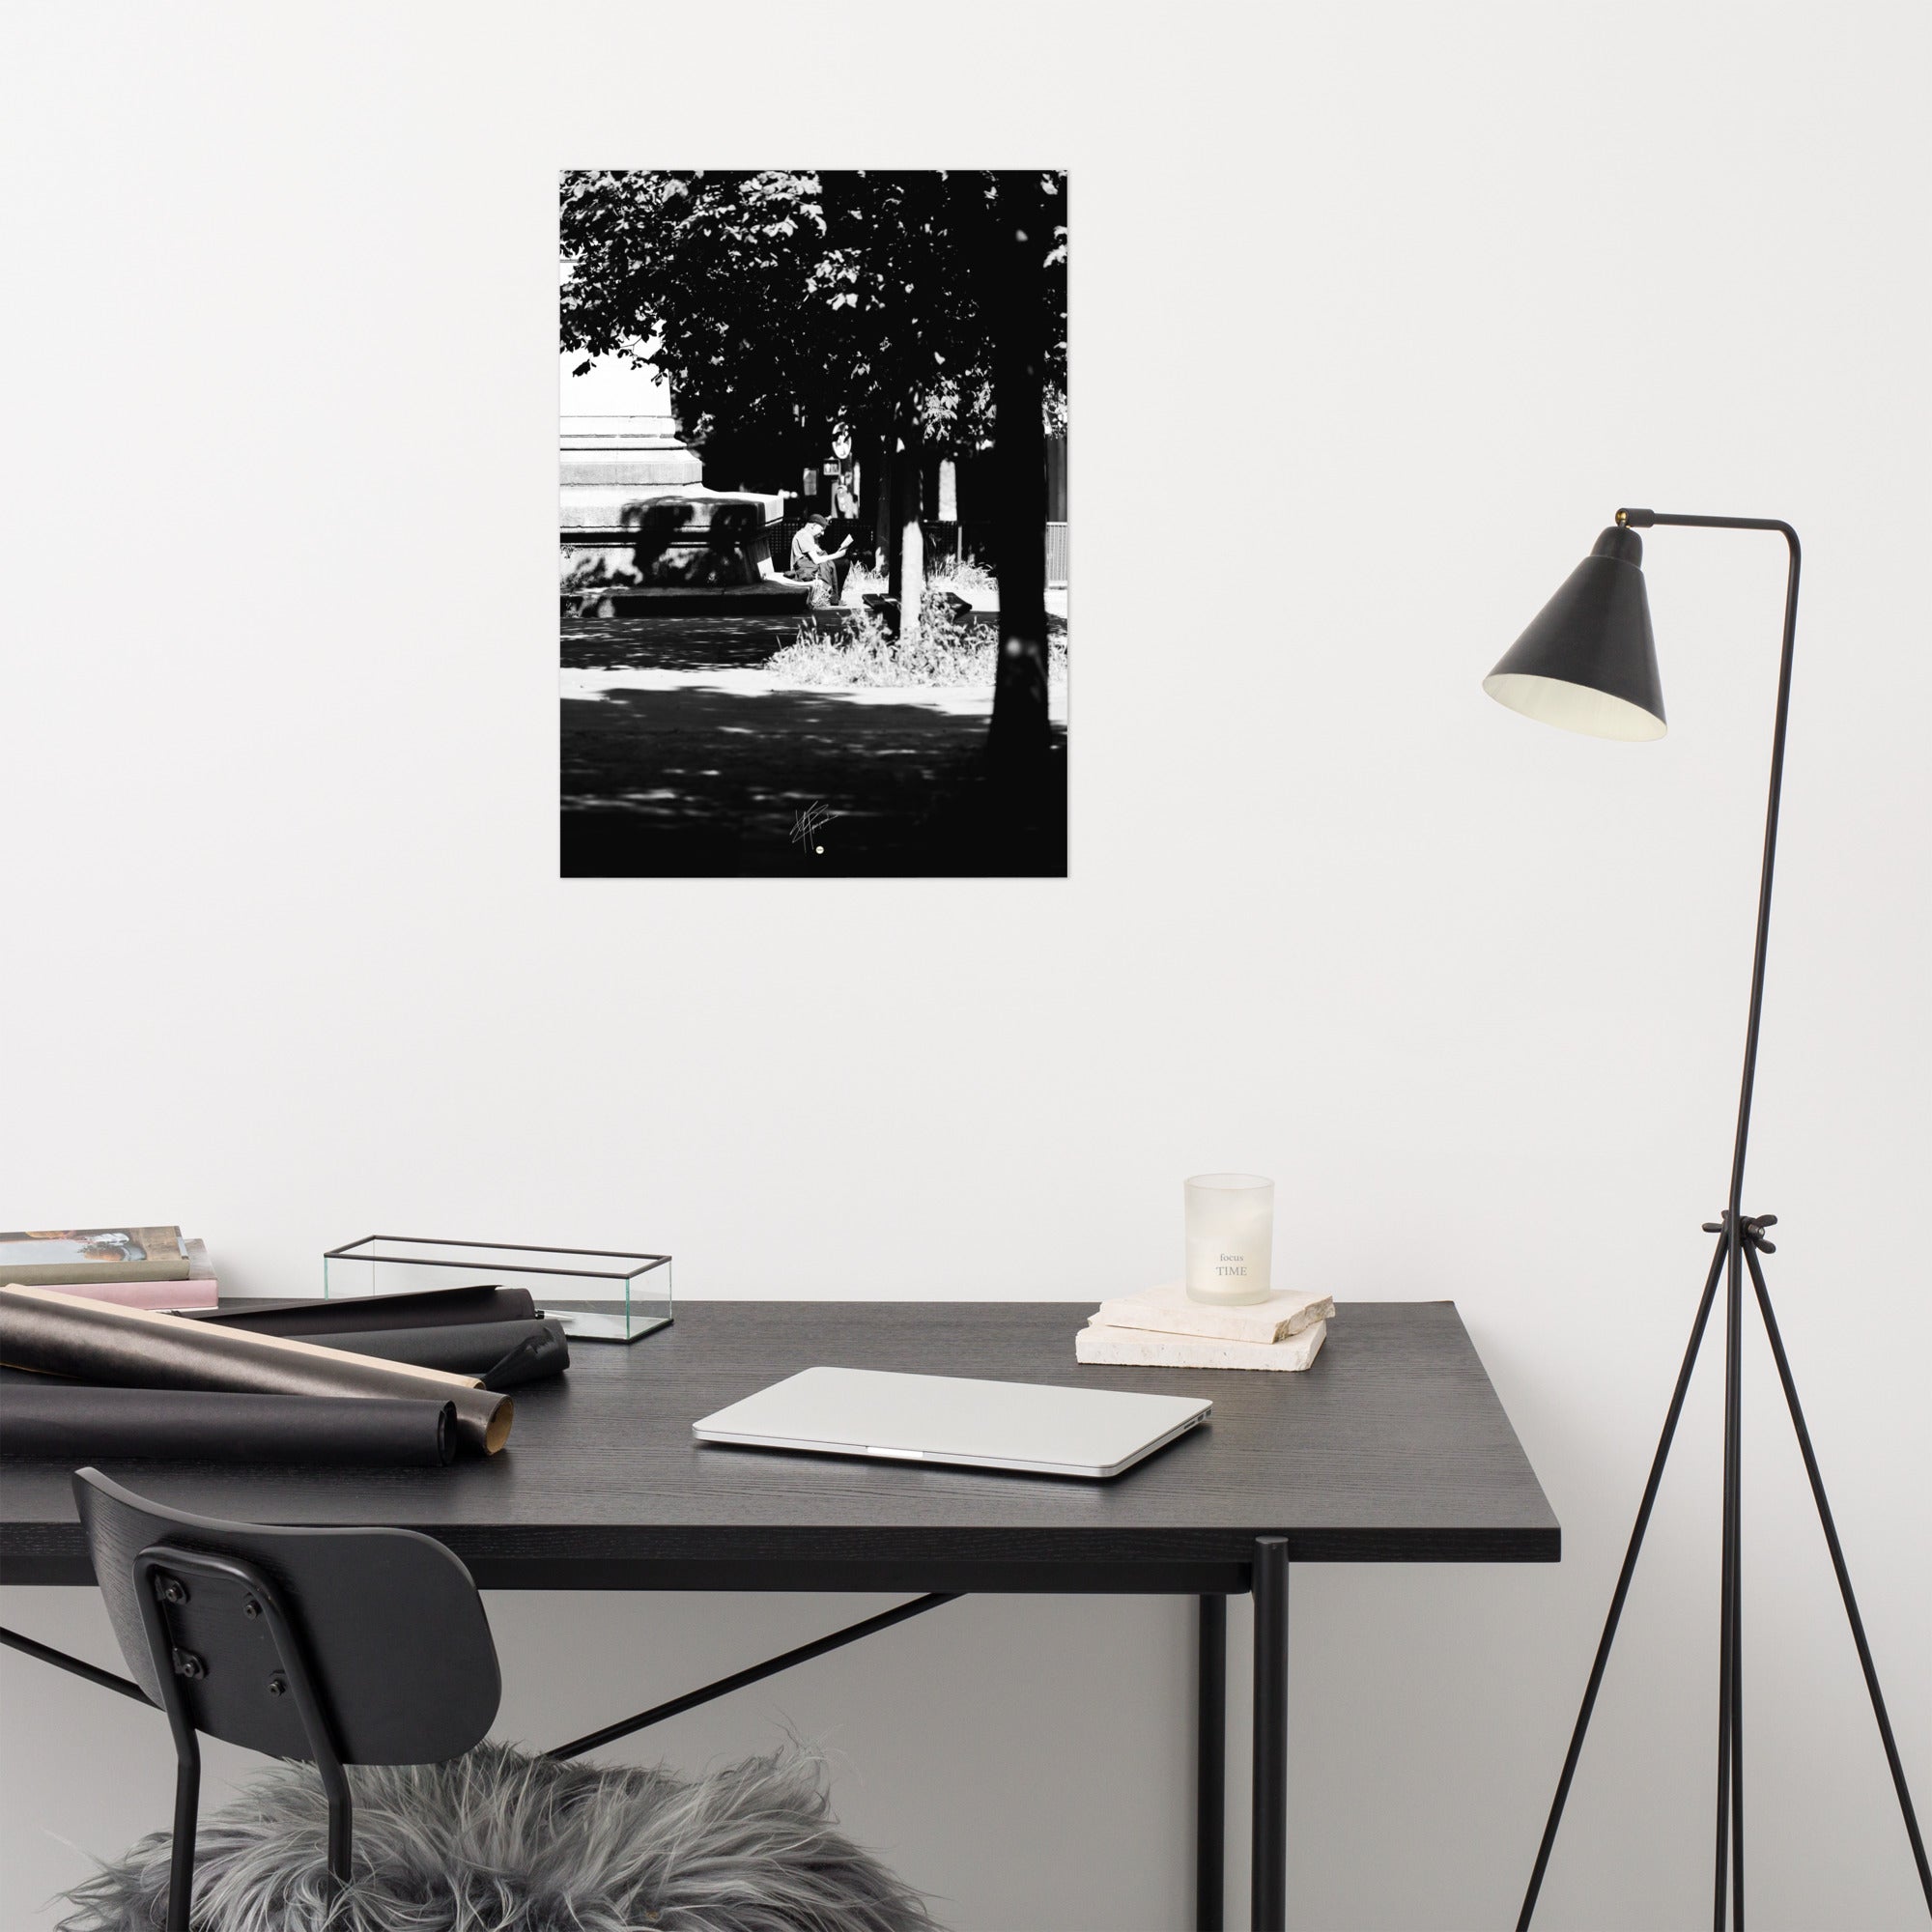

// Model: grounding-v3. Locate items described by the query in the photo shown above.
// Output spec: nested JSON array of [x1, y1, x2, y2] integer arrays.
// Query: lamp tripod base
[[1519, 1213, 1931, 1930]]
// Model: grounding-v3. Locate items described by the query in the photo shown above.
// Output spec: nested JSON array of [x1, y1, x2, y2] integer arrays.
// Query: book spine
[[1090, 1297, 1332, 1346], [0, 1260, 191, 1285], [26, 1279, 219, 1311], [1074, 1321, 1326, 1371]]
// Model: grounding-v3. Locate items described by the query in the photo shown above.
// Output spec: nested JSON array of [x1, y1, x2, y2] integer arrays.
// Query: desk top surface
[[0, 1301, 1558, 1591]]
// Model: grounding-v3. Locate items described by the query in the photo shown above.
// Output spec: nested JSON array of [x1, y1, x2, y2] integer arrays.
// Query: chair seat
[[60, 1741, 935, 1932]]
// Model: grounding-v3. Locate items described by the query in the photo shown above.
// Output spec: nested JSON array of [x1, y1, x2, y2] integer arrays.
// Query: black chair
[[73, 1467, 501, 1932]]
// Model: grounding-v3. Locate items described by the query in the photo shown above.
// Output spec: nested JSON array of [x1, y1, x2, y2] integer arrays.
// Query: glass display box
[[323, 1237, 671, 1343]]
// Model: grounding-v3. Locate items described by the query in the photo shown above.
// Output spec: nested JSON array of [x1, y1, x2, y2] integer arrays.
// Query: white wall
[[2, 5, 1927, 1926]]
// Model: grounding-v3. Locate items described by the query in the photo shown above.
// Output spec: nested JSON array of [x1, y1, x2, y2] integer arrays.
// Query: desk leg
[[1197, 1594, 1226, 1931], [1252, 1537, 1290, 1932]]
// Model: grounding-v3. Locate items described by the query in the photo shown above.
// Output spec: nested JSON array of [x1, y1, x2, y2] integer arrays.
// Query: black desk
[[0, 1300, 1558, 1929]]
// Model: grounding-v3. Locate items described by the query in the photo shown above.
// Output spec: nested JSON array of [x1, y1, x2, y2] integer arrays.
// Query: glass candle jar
[[1184, 1173, 1275, 1305]]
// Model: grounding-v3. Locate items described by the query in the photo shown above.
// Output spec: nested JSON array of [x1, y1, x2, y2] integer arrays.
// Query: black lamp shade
[[1484, 526, 1666, 741]]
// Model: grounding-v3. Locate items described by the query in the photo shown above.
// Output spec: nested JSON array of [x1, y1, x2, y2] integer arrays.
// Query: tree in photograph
[[559, 169, 1065, 677], [559, 171, 839, 494], [983, 170, 1064, 778], [814, 170, 993, 641], [560, 170, 962, 633]]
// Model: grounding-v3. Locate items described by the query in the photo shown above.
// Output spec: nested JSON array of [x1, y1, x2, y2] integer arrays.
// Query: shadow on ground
[[560, 616, 806, 675], [562, 679, 1065, 877]]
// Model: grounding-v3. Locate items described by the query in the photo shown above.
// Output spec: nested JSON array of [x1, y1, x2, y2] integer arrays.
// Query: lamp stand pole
[[1517, 513, 1931, 1931]]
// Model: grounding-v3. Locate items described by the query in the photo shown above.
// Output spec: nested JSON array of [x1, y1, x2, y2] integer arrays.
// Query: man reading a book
[[788, 513, 851, 609]]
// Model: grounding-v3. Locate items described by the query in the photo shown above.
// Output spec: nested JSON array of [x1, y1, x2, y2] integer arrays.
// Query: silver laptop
[[692, 1366, 1211, 1480]]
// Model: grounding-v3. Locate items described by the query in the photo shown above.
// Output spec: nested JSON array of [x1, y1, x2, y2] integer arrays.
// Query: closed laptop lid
[[693, 1366, 1210, 1478]]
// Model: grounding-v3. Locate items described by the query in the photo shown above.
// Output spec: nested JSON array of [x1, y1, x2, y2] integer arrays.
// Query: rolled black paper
[[0, 1385, 456, 1467], [307, 1318, 568, 1385], [186, 1284, 538, 1335], [0, 1286, 513, 1457], [480, 1335, 551, 1392]]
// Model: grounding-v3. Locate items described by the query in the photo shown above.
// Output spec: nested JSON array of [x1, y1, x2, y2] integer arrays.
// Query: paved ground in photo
[[560, 617, 1068, 877]]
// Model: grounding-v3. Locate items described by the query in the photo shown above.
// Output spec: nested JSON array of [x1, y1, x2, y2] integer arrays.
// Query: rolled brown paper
[[0, 1285, 513, 1456], [0, 1384, 457, 1467], [186, 1283, 539, 1336]]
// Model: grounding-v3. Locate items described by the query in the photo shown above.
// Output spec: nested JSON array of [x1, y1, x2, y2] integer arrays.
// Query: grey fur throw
[[58, 1741, 938, 1932]]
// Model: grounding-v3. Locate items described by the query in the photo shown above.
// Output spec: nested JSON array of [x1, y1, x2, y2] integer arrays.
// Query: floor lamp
[[1483, 510, 1932, 1930]]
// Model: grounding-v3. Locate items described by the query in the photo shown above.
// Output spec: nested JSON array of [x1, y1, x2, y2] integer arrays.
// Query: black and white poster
[[560, 170, 1067, 877]]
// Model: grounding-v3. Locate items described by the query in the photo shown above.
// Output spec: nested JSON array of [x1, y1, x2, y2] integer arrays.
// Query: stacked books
[[1075, 1280, 1333, 1371], [0, 1227, 216, 1310]]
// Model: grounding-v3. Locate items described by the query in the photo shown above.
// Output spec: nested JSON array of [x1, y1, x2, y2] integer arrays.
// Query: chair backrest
[[74, 1468, 500, 1766]]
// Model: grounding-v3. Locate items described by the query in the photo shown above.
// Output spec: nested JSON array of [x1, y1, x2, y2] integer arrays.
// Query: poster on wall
[[558, 171, 1068, 878]]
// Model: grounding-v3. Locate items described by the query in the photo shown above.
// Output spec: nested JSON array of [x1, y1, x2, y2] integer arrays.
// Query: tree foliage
[[559, 170, 1066, 460], [562, 170, 1067, 801]]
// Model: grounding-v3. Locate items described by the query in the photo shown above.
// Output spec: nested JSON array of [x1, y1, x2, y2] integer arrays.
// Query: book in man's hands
[[0, 1228, 190, 1286]]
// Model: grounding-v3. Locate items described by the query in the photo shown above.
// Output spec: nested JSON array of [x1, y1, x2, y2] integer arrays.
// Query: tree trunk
[[872, 430, 894, 574], [893, 415, 925, 642], [987, 171, 1051, 771]]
